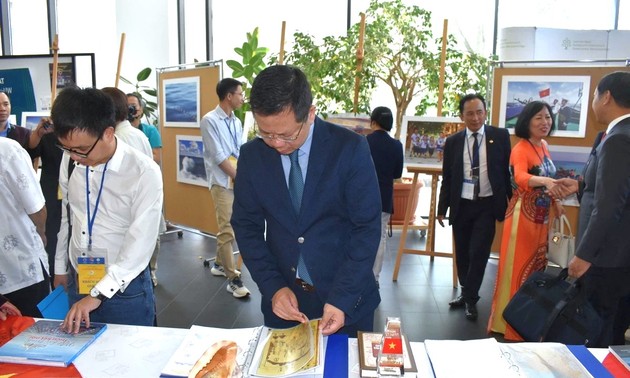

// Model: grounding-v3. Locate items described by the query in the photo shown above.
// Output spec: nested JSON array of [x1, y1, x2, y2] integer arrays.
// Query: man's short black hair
[[597, 71, 630, 108], [458, 93, 486, 114], [52, 87, 116, 139], [216, 78, 243, 101], [249, 65, 312, 123]]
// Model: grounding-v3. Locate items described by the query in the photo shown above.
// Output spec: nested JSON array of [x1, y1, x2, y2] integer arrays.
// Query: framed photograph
[[548, 144, 591, 206], [498, 75, 590, 138], [400, 116, 463, 167], [327, 113, 372, 136], [176, 135, 208, 187], [21, 111, 48, 130], [49, 62, 75, 89], [163, 77, 200, 128]]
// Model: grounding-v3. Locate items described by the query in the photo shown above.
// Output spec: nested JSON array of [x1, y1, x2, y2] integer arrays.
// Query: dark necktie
[[472, 132, 480, 199], [288, 150, 312, 284], [472, 132, 480, 175]]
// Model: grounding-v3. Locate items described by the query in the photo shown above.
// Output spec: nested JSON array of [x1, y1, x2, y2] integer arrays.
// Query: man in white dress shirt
[[0, 137, 49, 317], [201, 78, 250, 298], [52, 87, 163, 333]]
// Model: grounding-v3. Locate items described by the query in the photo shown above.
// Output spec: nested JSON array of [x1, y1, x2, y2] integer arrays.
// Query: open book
[[161, 319, 323, 378]]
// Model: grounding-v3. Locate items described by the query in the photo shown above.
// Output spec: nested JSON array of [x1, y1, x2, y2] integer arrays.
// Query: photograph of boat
[[498, 75, 590, 138]]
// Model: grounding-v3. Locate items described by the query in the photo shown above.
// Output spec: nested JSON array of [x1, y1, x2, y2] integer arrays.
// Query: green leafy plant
[[121, 67, 158, 125], [226, 27, 269, 128]]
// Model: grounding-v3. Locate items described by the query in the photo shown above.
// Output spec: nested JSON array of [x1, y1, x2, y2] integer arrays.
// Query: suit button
[[291, 267, 296, 272], [298, 237, 304, 244]]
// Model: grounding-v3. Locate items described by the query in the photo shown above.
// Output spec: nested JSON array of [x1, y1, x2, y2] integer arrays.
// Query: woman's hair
[[514, 101, 556, 139], [370, 106, 394, 131]]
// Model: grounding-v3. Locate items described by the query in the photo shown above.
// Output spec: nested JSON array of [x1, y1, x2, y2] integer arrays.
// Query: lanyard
[[465, 132, 484, 169], [527, 140, 549, 177], [86, 162, 108, 249], [224, 117, 239, 154]]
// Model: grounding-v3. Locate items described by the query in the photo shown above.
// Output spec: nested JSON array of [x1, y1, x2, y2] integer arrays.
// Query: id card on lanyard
[[77, 163, 108, 294]]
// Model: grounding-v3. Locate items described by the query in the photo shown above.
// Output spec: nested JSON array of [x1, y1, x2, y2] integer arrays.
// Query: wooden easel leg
[[392, 173, 420, 281]]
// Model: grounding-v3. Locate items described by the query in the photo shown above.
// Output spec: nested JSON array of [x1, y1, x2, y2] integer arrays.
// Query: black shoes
[[465, 303, 478, 321], [449, 296, 478, 320], [448, 295, 466, 307]]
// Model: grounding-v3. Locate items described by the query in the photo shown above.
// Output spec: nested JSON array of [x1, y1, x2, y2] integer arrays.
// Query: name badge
[[76, 248, 107, 295], [462, 178, 477, 200]]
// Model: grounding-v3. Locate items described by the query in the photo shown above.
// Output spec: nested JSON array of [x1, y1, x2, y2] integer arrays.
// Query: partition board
[[159, 65, 221, 234], [489, 65, 630, 251]]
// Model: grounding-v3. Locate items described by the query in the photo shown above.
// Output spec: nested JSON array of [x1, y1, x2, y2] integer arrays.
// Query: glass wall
[[7, 0, 49, 55]]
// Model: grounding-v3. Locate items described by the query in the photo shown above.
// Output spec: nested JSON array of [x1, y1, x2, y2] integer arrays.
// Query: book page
[[160, 325, 261, 377], [253, 319, 321, 377], [501, 343, 592, 377]]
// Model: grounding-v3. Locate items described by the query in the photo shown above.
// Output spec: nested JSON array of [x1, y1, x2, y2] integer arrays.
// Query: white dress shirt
[[115, 120, 152, 158], [55, 139, 163, 298], [0, 138, 48, 294], [462, 126, 493, 198], [200, 105, 242, 189]]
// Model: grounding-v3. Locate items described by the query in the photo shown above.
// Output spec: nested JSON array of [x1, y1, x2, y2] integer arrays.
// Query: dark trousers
[[3, 262, 50, 317], [581, 266, 630, 347], [452, 198, 496, 304]]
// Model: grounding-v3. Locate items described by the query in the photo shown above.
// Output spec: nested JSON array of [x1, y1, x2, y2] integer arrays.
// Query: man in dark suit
[[231, 65, 381, 337], [437, 93, 511, 320], [567, 71, 630, 347]]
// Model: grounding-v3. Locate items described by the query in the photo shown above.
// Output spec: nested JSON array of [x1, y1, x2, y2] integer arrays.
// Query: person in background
[[558, 71, 630, 347], [366, 106, 403, 285], [0, 91, 34, 156], [102, 87, 152, 158], [487, 101, 565, 340], [232, 65, 381, 337], [53, 87, 162, 333], [437, 93, 512, 321], [0, 295, 21, 321], [127, 92, 166, 287], [200, 78, 250, 299], [436, 132, 446, 162], [127, 93, 162, 164], [27, 117, 63, 288], [0, 137, 49, 317]]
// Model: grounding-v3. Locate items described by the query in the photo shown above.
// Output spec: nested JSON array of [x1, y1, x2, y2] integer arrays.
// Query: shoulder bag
[[503, 269, 602, 346]]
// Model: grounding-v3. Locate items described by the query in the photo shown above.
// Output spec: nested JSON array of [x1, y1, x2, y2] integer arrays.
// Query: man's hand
[[271, 287, 308, 324], [319, 304, 345, 336], [54, 274, 69, 291], [0, 301, 21, 320], [568, 256, 591, 279], [61, 296, 101, 333], [437, 215, 445, 227]]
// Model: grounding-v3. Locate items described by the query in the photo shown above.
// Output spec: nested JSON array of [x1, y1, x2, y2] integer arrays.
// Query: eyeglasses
[[56, 134, 102, 158], [231, 91, 245, 99], [257, 121, 305, 143]]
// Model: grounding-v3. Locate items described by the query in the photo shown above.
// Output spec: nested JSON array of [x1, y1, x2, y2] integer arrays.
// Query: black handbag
[[502, 268, 602, 346]]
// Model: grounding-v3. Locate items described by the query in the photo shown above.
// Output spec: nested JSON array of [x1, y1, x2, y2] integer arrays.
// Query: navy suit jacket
[[366, 130, 404, 213], [437, 125, 512, 223], [577, 117, 630, 267], [232, 117, 381, 327]]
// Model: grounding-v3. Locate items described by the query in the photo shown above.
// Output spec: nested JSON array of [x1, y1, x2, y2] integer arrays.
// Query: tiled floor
[[154, 219, 504, 343]]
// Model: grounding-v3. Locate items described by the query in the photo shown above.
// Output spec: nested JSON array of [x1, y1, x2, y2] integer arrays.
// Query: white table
[[71, 323, 606, 378]]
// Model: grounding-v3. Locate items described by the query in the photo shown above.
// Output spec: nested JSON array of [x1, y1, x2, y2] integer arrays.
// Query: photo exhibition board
[[159, 64, 221, 234]]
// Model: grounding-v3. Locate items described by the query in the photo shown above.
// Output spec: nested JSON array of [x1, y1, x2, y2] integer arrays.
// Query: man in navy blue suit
[[231, 65, 381, 336], [437, 93, 512, 321]]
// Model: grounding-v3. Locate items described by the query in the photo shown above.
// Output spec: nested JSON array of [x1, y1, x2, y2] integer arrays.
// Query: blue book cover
[[37, 286, 69, 320], [567, 344, 613, 378], [0, 320, 107, 367]]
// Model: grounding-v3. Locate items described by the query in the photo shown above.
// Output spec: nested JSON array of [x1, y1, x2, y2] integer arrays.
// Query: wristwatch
[[89, 287, 108, 301]]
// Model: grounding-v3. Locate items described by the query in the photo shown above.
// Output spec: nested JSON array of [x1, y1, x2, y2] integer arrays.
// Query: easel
[[392, 19, 457, 287], [391, 166, 457, 287]]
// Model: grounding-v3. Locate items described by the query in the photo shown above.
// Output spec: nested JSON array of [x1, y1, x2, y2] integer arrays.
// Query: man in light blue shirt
[[200, 78, 250, 298]]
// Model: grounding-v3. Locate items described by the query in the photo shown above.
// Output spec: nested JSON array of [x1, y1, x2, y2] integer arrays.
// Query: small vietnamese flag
[[382, 337, 403, 354], [539, 88, 550, 98]]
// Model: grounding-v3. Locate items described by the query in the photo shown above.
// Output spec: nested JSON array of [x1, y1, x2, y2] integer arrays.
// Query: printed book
[[0, 319, 107, 367], [609, 345, 630, 371]]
